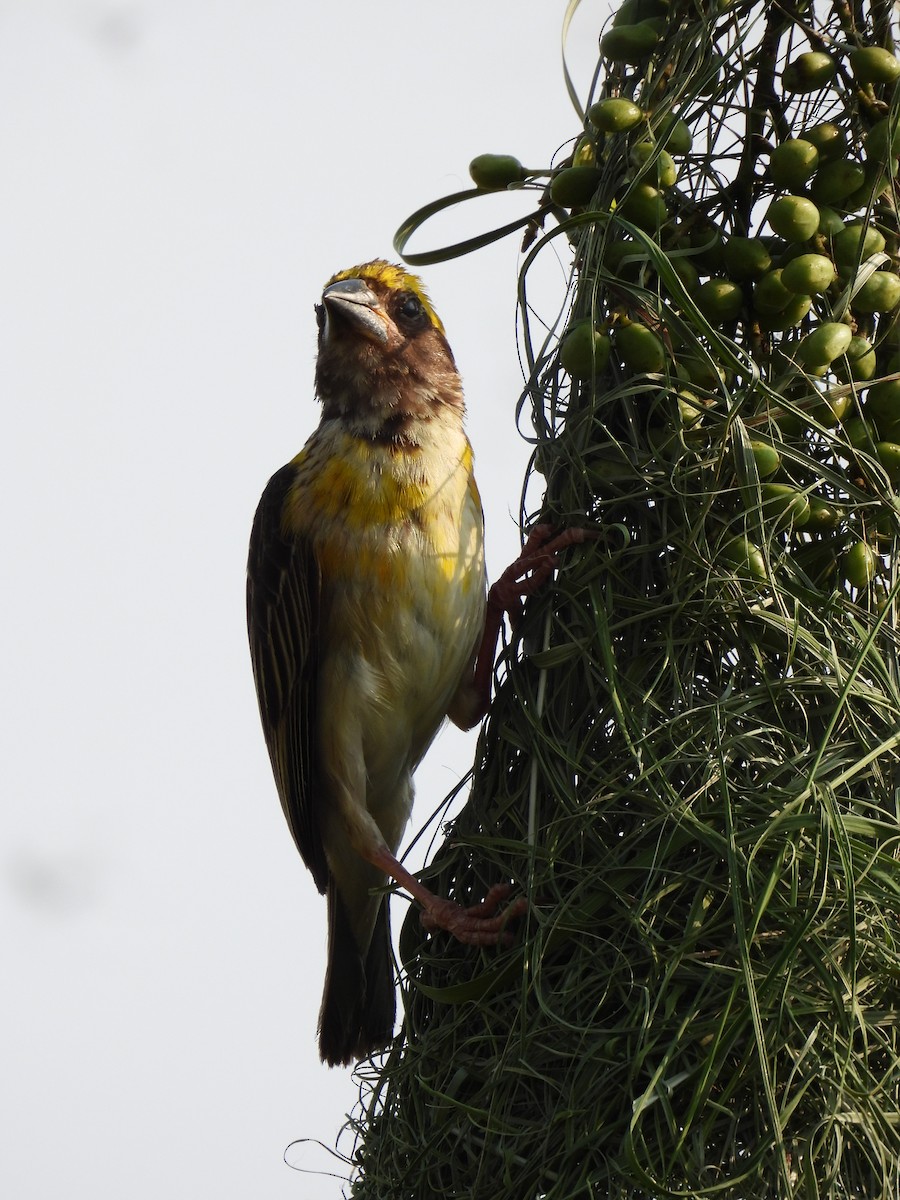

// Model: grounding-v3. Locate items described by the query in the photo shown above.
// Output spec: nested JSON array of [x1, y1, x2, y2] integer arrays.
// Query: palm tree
[[352, 1, 900, 1195]]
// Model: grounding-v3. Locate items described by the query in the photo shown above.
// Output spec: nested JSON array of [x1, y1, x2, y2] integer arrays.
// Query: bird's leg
[[364, 843, 527, 947], [465, 524, 595, 728], [396, 524, 593, 944]]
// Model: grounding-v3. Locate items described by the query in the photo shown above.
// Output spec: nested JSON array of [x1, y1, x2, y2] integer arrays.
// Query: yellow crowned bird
[[247, 260, 580, 1065]]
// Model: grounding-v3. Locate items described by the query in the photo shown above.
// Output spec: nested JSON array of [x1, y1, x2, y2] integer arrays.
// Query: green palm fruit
[[629, 143, 678, 187], [695, 278, 743, 323], [866, 116, 900, 162], [560, 322, 612, 378], [723, 237, 772, 280], [850, 47, 900, 85], [810, 159, 866, 204], [782, 51, 837, 92], [767, 195, 820, 241], [612, 0, 669, 27], [754, 269, 794, 313], [817, 207, 845, 236], [750, 441, 781, 477], [618, 182, 669, 229], [469, 154, 527, 189], [796, 322, 854, 369], [805, 496, 841, 531], [589, 97, 645, 132], [551, 166, 604, 206], [655, 114, 692, 154], [781, 253, 836, 295], [833, 335, 877, 382], [601, 21, 660, 63], [769, 139, 819, 188], [802, 122, 847, 161], [832, 221, 886, 268], [617, 321, 667, 372], [852, 271, 900, 313], [720, 535, 768, 581], [810, 390, 854, 427], [758, 293, 813, 331], [761, 482, 811, 529], [842, 540, 877, 587], [876, 441, 900, 482]]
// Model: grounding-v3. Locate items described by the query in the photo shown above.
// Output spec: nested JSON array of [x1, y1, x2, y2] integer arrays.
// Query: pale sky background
[[1, 2, 606, 1196]]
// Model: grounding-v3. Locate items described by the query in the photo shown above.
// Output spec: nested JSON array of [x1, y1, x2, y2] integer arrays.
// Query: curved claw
[[487, 524, 598, 628], [420, 883, 527, 946], [455, 523, 601, 730]]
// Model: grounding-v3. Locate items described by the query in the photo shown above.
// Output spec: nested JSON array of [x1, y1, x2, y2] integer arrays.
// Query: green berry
[[782, 51, 837, 93], [853, 271, 900, 314], [796, 322, 853, 370], [723, 237, 772, 281], [469, 154, 527, 189], [629, 143, 678, 187], [769, 139, 819, 189], [767, 195, 820, 242], [617, 322, 666, 372], [842, 540, 877, 588], [560, 322, 612, 378], [550, 166, 604, 207], [695, 278, 743, 324], [601, 21, 660, 64], [655, 114, 692, 154], [810, 159, 866, 205], [589, 97, 644, 132], [781, 253, 836, 295], [850, 47, 900, 85], [720, 535, 768, 581]]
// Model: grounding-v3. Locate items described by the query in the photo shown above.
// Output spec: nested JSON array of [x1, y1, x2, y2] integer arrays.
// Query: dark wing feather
[[247, 462, 329, 893]]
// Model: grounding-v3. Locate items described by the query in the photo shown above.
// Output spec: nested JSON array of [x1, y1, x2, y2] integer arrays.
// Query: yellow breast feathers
[[284, 424, 484, 601]]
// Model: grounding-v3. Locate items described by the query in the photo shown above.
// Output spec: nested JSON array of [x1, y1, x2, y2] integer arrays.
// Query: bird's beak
[[321, 278, 390, 344]]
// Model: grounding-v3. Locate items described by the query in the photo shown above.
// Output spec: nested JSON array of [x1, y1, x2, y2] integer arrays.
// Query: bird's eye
[[397, 293, 424, 321], [314, 303, 325, 332]]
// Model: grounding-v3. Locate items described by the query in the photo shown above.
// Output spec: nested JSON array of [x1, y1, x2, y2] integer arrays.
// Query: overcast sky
[[1, 2, 606, 1196]]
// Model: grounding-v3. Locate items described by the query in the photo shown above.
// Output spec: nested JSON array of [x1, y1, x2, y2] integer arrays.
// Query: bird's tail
[[318, 884, 395, 1067]]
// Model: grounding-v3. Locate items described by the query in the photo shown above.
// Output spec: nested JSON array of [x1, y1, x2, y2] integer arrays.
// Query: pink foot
[[420, 883, 528, 946], [456, 524, 598, 730], [488, 524, 596, 629]]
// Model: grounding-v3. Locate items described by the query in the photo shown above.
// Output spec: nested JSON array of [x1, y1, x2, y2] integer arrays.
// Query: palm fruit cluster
[[525, 0, 900, 603]]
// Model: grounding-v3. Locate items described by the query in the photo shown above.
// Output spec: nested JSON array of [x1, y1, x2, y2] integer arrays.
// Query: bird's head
[[314, 260, 464, 437]]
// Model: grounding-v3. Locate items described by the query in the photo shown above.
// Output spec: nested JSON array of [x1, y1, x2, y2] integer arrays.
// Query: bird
[[247, 260, 583, 1066]]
